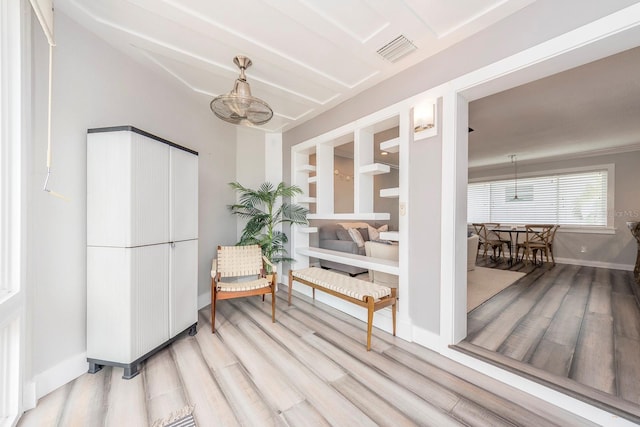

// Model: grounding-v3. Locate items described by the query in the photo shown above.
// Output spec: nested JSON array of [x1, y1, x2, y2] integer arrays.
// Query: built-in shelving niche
[[292, 114, 400, 221], [291, 113, 401, 274]]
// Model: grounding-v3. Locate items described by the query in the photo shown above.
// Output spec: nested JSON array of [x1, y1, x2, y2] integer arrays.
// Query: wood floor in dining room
[[19, 291, 596, 427], [465, 257, 640, 422]]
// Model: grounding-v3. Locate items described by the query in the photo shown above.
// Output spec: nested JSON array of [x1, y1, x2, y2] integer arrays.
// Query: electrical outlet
[[580, 246, 587, 253], [399, 202, 407, 216]]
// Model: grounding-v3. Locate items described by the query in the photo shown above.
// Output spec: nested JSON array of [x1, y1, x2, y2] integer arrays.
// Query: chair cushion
[[216, 277, 271, 292], [526, 242, 548, 248]]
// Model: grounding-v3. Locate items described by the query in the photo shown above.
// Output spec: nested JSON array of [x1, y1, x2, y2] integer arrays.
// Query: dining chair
[[485, 222, 512, 260], [516, 224, 556, 265], [548, 224, 560, 265], [210, 244, 276, 333], [472, 223, 506, 260]]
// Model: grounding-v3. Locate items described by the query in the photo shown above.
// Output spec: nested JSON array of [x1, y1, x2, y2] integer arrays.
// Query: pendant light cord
[[509, 154, 519, 200], [514, 156, 518, 199]]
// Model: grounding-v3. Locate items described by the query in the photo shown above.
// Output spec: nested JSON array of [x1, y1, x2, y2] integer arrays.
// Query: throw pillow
[[358, 227, 370, 241], [348, 227, 365, 248], [338, 222, 370, 230], [367, 224, 388, 241], [336, 229, 351, 241]]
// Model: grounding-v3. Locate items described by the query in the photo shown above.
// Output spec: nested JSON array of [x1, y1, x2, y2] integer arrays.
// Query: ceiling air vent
[[377, 35, 417, 63]]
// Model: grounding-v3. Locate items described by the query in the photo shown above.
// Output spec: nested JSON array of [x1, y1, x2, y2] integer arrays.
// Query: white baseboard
[[22, 380, 36, 411], [555, 257, 634, 271], [411, 325, 444, 352], [34, 351, 88, 400]]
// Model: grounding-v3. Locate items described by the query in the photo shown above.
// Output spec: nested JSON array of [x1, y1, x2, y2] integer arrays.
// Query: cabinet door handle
[[171, 242, 176, 248]]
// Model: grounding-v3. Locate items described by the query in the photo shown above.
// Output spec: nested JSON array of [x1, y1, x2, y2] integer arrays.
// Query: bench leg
[[392, 289, 397, 337], [366, 296, 374, 351]]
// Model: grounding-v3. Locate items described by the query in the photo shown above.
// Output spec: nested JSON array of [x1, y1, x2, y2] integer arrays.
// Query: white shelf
[[297, 227, 318, 233], [380, 137, 400, 153], [297, 164, 316, 173], [414, 127, 437, 141], [298, 197, 317, 204], [296, 247, 399, 275], [308, 176, 317, 184], [379, 187, 399, 198], [359, 163, 390, 175], [306, 213, 390, 220], [379, 231, 399, 241]]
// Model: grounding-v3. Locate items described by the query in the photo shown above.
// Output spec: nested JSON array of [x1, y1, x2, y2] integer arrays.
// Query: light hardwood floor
[[466, 258, 640, 422], [18, 290, 597, 427]]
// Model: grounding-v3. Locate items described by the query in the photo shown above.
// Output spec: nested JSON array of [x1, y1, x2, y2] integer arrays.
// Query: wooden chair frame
[[211, 245, 276, 333], [517, 224, 557, 265], [472, 223, 510, 260]]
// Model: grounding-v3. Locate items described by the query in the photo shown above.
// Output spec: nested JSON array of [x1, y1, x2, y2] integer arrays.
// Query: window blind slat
[[468, 169, 607, 226]]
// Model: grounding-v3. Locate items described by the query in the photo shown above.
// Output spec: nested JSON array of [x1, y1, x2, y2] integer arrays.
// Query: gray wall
[[374, 168, 399, 231], [469, 151, 640, 267], [408, 104, 443, 331], [30, 11, 237, 389], [235, 127, 268, 241], [333, 155, 355, 214]]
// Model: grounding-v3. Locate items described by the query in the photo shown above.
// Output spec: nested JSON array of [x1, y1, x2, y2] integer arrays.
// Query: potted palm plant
[[228, 181, 309, 277]]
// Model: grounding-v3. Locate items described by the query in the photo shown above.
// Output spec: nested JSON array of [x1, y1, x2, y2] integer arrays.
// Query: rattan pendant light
[[210, 56, 273, 126]]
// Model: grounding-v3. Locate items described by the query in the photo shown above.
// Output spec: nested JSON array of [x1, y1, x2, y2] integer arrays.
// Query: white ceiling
[[54, 0, 535, 133], [53, 0, 640, 167]]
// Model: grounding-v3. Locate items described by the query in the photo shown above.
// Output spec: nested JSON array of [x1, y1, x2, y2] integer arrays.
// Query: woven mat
[[151, 405, 196, 427], [467, 267, 526, 312]]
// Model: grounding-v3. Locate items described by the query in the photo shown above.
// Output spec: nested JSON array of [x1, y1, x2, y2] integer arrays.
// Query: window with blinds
[[468, 168, 609, 227]]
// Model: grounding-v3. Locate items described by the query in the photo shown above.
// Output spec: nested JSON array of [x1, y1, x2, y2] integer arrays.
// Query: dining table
[[487, 227, 528, 265]]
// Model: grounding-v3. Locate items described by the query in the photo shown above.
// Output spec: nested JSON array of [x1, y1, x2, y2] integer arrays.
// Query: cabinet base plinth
[[87, 322, 197, 380], [188, 323, 197, 336], [88, 362, 103, 374]]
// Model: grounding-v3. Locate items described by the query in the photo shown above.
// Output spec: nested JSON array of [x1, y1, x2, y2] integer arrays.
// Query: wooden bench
[[288, 267, 397, 350]]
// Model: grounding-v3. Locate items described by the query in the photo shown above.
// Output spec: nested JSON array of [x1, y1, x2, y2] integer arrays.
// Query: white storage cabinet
[[87, 126, 198, 379]]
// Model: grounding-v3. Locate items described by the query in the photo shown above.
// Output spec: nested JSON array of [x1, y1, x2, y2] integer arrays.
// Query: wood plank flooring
[[18, 290, 596, 427], [467, 257, 640, 421]]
